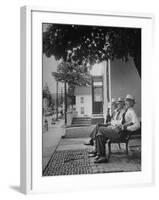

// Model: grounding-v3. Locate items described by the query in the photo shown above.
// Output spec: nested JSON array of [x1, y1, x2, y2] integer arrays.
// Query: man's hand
[[121, 125, 127, 131], [121, 122, 134, 131]]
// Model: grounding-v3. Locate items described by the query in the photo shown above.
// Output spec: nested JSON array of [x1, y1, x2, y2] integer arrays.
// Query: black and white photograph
[[42, 23, 141, 176]]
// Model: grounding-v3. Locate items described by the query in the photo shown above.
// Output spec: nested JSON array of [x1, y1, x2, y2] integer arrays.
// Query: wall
[[111, 58, 141, 117]]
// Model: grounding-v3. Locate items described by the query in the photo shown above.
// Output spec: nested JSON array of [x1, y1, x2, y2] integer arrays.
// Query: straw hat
[[111, 98, 117, 104], [125, 94, 135, 102], [116, 97, 125, 103]]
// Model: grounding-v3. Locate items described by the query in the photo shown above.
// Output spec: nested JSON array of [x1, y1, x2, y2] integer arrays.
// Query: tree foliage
[[52, 62, 91, 109], [52, 61, 91, 86], [43, 24, 141, 77]]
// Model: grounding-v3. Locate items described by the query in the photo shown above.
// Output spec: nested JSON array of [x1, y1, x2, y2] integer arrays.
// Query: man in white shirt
[[94, 94, 140, 163], [122, 94, 140, 132]]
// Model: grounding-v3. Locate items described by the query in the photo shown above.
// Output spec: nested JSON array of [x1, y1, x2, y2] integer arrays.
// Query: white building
[[74, 62, 110, 124]]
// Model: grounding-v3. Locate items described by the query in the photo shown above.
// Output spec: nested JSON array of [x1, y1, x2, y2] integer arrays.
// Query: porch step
[[71, 117, 91, 127], [71, 123, 91, 127]]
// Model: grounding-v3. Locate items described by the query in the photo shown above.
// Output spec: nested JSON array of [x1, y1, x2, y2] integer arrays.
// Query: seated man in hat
[[94, 94, 140, 163], [87, 97, 126, 158], [84, 98, 118, 146]]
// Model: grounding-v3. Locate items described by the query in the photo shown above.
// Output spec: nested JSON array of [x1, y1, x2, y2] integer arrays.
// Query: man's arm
[[126, 109, 140, 131]]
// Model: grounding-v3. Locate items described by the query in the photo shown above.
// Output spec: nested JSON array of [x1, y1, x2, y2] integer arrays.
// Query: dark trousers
[[90, 123, 108, 153], [90, 123, 108, 139], [96, 135, 107, 156], [96, 126, 121, 157]]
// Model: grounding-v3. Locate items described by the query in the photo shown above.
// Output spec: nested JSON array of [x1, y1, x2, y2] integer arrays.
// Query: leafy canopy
[[52, 62, 91, 86], [43, 24, 141, 77]]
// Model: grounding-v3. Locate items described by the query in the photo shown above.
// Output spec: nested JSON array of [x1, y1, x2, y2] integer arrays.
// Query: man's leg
[[86, 124, 106, 157], [94, 126, 120, 163], [85, 123, 109, 146], [84, 124, 100, 146], [97, 126, 120, 140], [94, 135, 108, 163], [92, 124, 109, 152], [96, 135, 107, 157]]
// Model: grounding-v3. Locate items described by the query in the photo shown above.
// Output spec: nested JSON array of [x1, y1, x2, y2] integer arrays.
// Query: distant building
[[74, 62, 110, 124], [75, 75, 105, 114]]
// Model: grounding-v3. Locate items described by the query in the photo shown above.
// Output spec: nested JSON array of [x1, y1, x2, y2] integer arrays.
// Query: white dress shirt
[[124, 107, 140, 131], [111, 108, 125, 127]]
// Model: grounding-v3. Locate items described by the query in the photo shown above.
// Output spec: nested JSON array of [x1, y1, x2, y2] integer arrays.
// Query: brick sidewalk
[[43, 137, 141, 176]]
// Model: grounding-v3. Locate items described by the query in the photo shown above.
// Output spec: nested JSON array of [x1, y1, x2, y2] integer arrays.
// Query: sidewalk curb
[[43, 136, 63, 175]]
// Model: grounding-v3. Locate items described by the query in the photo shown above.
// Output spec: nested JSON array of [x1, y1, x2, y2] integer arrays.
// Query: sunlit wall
[[111, 57, 141, 117]]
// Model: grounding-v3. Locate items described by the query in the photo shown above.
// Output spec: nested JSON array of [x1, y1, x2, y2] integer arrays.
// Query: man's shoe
[[94, 157, 108, 163], [84, 139, 94, 146], [88, 150, 97, 154], [94, 155, 100, 161], [88, 153, 97, 158]]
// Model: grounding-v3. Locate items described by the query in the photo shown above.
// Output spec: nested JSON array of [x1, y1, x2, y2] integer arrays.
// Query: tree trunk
[[64, 81, 67, 124]]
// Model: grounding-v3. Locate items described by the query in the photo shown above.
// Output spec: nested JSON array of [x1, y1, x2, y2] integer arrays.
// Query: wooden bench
[[107, 128, 141, 161]]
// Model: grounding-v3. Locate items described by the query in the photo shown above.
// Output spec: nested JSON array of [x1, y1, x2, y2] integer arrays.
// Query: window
[[80, 97, 84, 104], [94, 87, 103, 102], [80, 107, 84, 114]]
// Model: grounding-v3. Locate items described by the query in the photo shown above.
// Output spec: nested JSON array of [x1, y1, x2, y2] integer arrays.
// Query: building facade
[[74, 62, 109, 124]]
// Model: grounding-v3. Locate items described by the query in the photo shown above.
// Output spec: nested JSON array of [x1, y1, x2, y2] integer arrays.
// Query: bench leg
[[118, 143, 121, 149], [126, 142, 129, 155], [108, 141, 111, 161]]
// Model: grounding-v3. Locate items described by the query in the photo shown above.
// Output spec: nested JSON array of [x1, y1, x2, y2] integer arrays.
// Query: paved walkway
[[65, 125, 96, 138], [43, 136, 141, 176], [42, 119, 65, 170]]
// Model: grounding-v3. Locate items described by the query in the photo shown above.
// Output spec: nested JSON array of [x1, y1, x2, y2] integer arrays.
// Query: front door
[[92, 77, 103, 114]]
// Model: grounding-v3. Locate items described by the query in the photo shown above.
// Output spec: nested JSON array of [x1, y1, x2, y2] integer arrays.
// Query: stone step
[[71, 124, 91, 127], [72, 120, 91, 124], [73, 117, 91, 119], [72, 119, 91, 122], [72, 117, 91, 126], [72, 118, 91, 121]]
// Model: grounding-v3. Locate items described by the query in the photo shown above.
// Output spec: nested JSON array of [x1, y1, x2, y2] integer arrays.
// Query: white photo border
[[20, 6, 154, 194]]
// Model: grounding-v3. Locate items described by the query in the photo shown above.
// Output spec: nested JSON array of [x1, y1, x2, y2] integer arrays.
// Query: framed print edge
[[26, 5, 154, 20], [20, 6, 32, 194], [20, 5, 155, 194]]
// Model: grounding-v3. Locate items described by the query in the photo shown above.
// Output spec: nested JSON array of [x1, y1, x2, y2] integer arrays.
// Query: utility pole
[[64, 80, 67, 124], [56, 80, 58, 121], [60, 86, 63, 117]]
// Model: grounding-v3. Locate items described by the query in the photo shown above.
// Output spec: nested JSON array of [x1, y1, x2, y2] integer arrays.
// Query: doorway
[[92, 76, 103, 114]]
